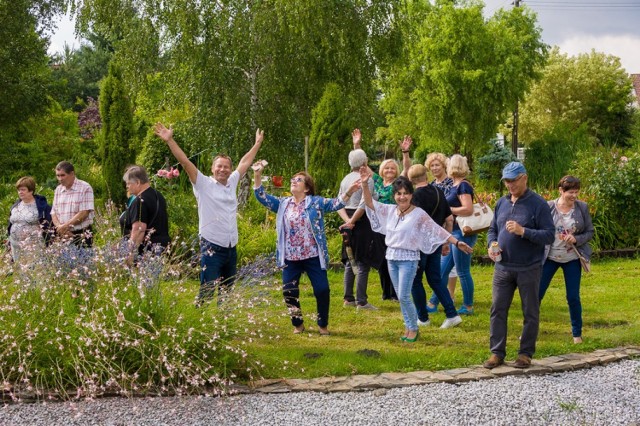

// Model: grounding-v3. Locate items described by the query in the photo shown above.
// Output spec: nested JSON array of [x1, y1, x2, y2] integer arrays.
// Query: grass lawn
[[238, 257, 640, 380]]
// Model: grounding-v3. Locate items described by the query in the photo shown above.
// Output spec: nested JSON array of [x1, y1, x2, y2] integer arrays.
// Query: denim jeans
[[490, 266, 541, 358], [388, 259, 419, 331], [412, 247, 458, 321], [430, 229, 477, 307], [539, 258, 583, 337], [199, 238, 237, 301], [282, 256, 330, 328], [343, 260, 371, 306]]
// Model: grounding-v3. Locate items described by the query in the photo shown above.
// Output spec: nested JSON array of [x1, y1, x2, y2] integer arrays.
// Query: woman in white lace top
[[359, 168, 473, 342]]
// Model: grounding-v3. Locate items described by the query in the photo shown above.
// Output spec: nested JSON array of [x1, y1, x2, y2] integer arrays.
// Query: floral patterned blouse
[[8, 201, 42, 262], [373, 173, 395, 204], [283, 198, 319, 261], [431, 177, 454, 197]]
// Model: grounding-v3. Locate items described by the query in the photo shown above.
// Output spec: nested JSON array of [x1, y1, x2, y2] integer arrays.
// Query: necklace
[[395, 205, 413, 228]]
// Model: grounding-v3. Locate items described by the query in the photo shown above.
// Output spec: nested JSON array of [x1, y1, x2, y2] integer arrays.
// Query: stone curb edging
[[245, 346, 640, 394]]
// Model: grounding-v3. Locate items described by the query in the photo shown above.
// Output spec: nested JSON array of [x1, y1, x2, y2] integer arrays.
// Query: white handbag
[[456, 202, 494, 236]]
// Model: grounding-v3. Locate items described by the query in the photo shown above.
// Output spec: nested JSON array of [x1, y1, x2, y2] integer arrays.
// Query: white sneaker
[[418, 319, 431, 327], [440, 315, 462, 329], [356, 303, 379, 311]]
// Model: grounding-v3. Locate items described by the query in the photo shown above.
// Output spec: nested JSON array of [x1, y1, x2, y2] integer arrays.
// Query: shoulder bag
[[455, 183, 494, 236]]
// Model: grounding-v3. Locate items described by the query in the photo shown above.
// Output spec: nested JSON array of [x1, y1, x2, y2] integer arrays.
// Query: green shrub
[[572, 149, 640, 250], [0, 203, 282, 400], [524, 123, 591, 189]]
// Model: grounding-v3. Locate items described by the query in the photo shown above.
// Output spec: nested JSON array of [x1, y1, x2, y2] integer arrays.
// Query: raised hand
[[352, 128, 362, 148], [400, 135, 412, 152], [251, 160, 268, 172], [255, 128, 264, 145], [154, 122, 173, 142], [358, 165, 371, 183]]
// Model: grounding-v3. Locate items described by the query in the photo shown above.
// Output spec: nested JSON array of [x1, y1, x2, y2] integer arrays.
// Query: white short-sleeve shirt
[[192, 170, 240, 247]]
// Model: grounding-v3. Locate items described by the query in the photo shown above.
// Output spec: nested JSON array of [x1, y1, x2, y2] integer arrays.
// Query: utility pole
[[512, 0, 521, 156]]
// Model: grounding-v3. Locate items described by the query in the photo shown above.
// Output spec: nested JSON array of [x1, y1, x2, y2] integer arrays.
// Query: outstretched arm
[[400, 135, 412, 177], [154, 123, 198, 184], [352, 128, 362, 150], [359, 166, 374, 210], [237, 129, 264, 177]]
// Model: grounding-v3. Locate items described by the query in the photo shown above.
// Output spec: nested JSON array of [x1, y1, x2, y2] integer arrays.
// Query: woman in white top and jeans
[[359, 169, 473, 342]]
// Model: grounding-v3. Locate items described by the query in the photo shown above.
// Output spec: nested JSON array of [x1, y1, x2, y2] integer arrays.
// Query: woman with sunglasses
[[539, 175, 594, 344], [252, 162, 360, 336], [359, 168, 473, 342]]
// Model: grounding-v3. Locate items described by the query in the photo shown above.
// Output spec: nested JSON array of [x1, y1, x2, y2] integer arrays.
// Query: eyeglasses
[[290, 177, 304, 183], [504, 174, 524, 184]]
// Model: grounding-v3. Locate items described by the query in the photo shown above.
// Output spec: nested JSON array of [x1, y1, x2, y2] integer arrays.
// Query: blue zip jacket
[[254, 185, 345, 270], [488, 188, 555, 271]]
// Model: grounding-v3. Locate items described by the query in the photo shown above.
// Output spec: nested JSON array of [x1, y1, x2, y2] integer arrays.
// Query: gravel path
[[2, 359, 639, 426]]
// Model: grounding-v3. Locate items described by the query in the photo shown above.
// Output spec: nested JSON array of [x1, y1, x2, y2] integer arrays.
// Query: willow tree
[[380, 0, 547, 158], [72, 0, 401, 174], [99, 62, 134, 204]]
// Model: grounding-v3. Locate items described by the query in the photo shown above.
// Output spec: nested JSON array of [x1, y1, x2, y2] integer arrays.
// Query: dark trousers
[[282, 256, 330, 328], [489, 266, 542, 358], [71, 226, 94, 248], [199, 238, 237, 301], [412, 247, 458, 321]]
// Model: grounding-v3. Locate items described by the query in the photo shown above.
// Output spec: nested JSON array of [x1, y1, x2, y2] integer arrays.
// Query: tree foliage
[[308, 83, 352, 194], [0, 0, 52, 132], [99, 62, 134, 204], [519, 48, 634, 147], [50, 33, 112, 111], [72, 0, 400, 174], [380, 0, 547, 159]]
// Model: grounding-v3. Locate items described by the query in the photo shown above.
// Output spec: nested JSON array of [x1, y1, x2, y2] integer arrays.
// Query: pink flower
[[157, 169, 168, 177], [171, 168, 180, 177]]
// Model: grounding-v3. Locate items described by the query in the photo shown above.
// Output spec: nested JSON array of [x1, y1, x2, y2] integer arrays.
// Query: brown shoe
[[483, 354, 504, 369], [513, 354, 532, 368]]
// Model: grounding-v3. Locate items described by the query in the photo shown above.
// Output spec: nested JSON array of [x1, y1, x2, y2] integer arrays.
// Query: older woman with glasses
[[539, 175, 594, 344], [252, 162, 360, 336]]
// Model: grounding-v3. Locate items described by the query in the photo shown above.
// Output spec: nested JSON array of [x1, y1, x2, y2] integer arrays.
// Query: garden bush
[[0, 202, 282, 400], [572, 148, 640, 250]]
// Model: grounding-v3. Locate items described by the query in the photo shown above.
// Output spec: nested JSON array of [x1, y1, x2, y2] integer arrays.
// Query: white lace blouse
[[366, 200, 451, 261]]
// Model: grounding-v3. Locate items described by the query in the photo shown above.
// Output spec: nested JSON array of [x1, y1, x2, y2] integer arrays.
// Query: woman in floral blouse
[[253, 162, 360, 335]]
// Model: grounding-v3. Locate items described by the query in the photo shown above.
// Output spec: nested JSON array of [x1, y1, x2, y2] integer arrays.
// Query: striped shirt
[[51, 178, 95, 230]]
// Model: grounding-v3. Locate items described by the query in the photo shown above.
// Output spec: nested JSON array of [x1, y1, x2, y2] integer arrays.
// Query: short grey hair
[[348, 149, 367, 169], [123, 165, 150, 184]]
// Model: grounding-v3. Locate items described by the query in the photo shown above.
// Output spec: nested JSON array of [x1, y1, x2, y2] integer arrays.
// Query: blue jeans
[[430, 229, 477, 307], [282, 256, 330, 328], [388, 259, 419, 331], [199, 238, 237, 301], [412, 248, 458, 321], [539, 258, 583, 337]]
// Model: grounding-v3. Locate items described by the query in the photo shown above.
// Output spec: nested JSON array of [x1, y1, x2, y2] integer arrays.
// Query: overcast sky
[[49, 0, 640, 73]]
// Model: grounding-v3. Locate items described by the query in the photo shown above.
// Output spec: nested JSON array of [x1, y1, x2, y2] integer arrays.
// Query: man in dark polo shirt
[[122, 166, 170, 259]]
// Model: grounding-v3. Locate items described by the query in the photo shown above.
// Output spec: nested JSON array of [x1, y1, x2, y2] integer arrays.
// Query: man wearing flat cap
[[483, 162, 555, 369]]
